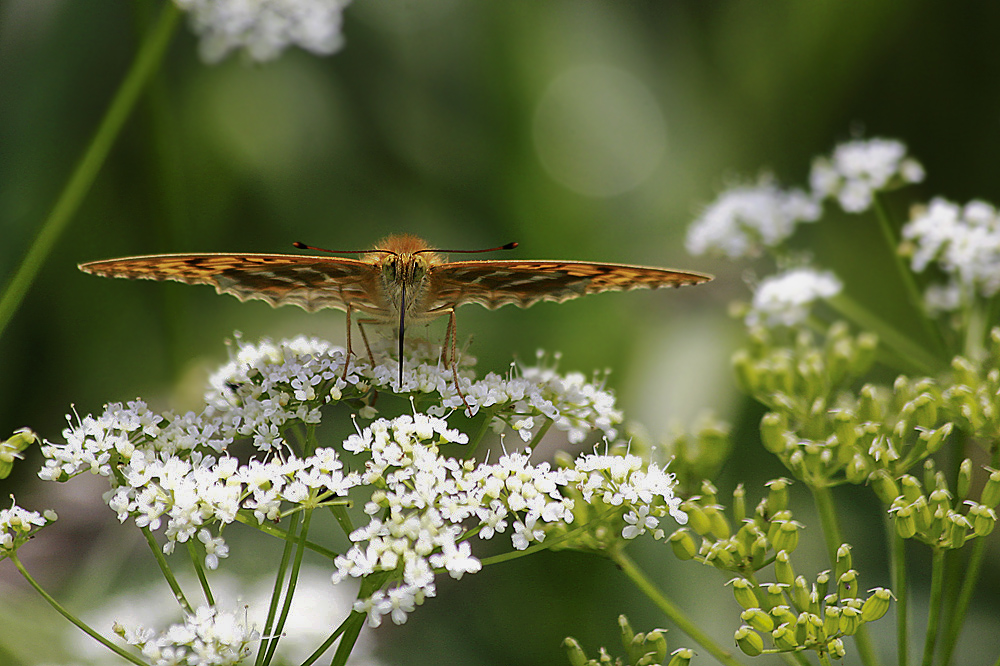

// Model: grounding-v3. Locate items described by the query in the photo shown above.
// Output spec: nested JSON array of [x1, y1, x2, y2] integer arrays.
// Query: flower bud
[[646, 629, 668, 664], [982, 468, 1000, 508], [619, 614, 635, 648], [838, 605, 861, 635], [760, 412, 790, 454], [733, 484, 747, 524], [669, 529, 698, 561], [735, 626, 764, 657], [835, 544, 853, 580], [772, 623, 798, 651], [846, 453, 869, 484], [828, 637, 847, 659], [764, 583, 788, 609], [928, 488, 952, 515], [704, 505, 730, 540], [854, 333, 878, 374], [682, 501, 711, 536], [667, 647, 694, 666], [900, 474, 923, 504], [770, 605, 797, 628], [741, 608, 775, 633], [562, 637, 588, 666], [968, 503, 997, 537], [862, 587, 892, 622], [774, 550, 795, 587], [729, 577, 758, 610], [766, 478, 791, 513], [922, 458, 938, 494], [922, 422, 952, 455], [772, 520, 801, 554], [957, 458, 973, 502], [947, 513, 970, 548], [858, 384, 882, 422], [838, 570, 859, 599], [891, 502, 917, 539], [750, 535, 769, 569], [870, 469, 901, 504], [0, 428, 36, 480], [823, 606, 841, 637], [815, 570, 830, 600], [791, 576, 811, 611]]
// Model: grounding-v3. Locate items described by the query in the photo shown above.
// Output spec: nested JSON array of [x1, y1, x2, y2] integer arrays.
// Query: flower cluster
[[745, 267, 843, 328], [173, 0, 352, 63], [35, 335, 682, 627], [685, 178, 820, 259], [810, 137, 925, 213], [115, 605, 257, 666], [902, 198, 1000, 311], [335, 414, 686, 627], [0, 498, 56, 558]]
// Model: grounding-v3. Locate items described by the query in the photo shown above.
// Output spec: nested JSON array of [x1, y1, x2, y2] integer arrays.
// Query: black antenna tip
[[292, 241, 307, 249], [503, 242, 518, 250]]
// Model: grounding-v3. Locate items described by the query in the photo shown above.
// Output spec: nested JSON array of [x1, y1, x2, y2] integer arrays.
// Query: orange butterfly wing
[[428, 260, 712, 310], [78, 254, 382, 313]]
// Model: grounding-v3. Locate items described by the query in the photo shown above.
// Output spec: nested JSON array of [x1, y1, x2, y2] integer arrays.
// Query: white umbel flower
[[747, 268, 843, 328], [686, 179, 820, 259], [810, 138, 925, 213], [174, 0, 352, 63]]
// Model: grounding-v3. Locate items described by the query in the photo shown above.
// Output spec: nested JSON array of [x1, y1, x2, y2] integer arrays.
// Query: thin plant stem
[[186, 540, 215, 606], [939, 536, 987, 665], [10, 554, 147, 666], [921, 548, 947, 666], [0, 1, 181, 339], [827, 293, 941, 375], [811, 484, 881, 666], [331, 573, 390, 666], [141, 525, 192, 614], [889, 524, 909, 666], [610, 548, 744, 666], [871, 196, 948, 359], [262, 507, 314, 666], [255, 511, 301, 666]]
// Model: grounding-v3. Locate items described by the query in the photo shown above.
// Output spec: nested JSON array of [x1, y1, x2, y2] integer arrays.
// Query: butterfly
[[79, 233, 712, 411]]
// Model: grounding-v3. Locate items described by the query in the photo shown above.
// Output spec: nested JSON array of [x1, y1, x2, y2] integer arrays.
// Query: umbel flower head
[[39, 335, 685, 626]]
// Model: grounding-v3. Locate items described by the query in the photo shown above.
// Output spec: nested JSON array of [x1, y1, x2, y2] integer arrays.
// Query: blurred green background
[[3, 1, 1000, 664]]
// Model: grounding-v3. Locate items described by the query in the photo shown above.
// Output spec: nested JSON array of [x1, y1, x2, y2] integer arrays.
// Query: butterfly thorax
[[366, 235, 444, 327]]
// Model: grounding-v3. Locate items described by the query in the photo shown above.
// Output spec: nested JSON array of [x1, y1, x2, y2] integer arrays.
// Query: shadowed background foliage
[[3, 1, 1000, 665]]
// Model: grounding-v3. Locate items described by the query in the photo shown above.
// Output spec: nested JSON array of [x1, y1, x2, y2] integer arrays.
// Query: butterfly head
[[367, 234, 442, 315]]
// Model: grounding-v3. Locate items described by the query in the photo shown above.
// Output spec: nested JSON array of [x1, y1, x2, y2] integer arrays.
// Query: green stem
[[256, 511, 301, 666], [0, 1, 181, 339], [812, 485, 881, 666], [186, 540, 215, 606], [610, 549, 744, 666], [262, 508, 313, 666], [527, 417, 554, 449], [939, 537, 987, 666], [921, 548, 947, 666], [141, 525, 191, 614], [890, 525, 909, 666], [827, 294, 941, 375], [10, 554, 147, 666], [872, 196, 947, 359]]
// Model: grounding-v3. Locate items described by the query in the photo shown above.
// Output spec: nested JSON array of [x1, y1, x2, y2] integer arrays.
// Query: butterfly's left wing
[[79, 253, 382, 313], [428, 260, 712, 310]]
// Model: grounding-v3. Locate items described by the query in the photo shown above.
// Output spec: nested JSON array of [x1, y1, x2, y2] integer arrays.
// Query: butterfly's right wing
[[79, 253, 382, 313]]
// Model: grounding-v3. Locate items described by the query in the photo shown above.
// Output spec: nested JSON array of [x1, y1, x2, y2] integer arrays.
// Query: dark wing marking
[[78, 253, 381, 313], [428, 260, 712, 310]]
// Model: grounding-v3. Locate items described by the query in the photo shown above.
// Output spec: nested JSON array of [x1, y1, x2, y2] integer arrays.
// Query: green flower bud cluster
[[0, 427, 36, 479], [732, 544, 893, 658], [739, 322, 960, 488], [668, 480, 805, 572], [564, 616, 692, 666], [734, 323, 877, 430], [943, 328, 1000, 441], [884, 458, 998, 547]]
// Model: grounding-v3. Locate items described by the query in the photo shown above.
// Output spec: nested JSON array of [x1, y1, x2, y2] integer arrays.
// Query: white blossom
[[173, 0, 352, 63], [902, 198, 1000, 310], [686, 179, 820, 258], [810, 138, 925, 213], [119, 605, 257, 666], [747, 268, 843, 328], [0, 498, 55, 555]]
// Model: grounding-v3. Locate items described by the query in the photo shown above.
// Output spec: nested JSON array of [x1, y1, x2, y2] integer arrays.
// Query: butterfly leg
[[356, 321, 376, 366], [343, 303, 355, 381], [442, 308, 473, 416]]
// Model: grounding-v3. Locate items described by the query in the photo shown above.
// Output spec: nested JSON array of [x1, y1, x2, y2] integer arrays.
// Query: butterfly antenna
[[292, 242, 395, 255], [416, 242, 518, 254]]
